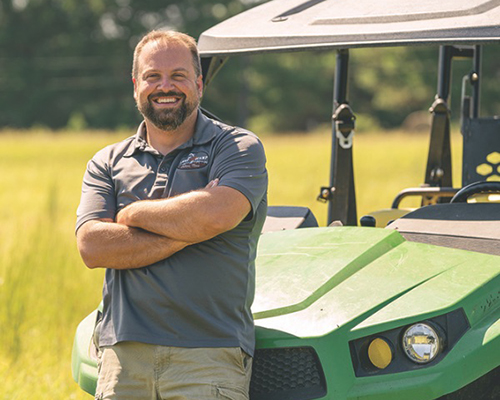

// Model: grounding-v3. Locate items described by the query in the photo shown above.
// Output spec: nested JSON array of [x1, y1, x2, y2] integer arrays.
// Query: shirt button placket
[[151, 160, 169, 199], [158, 156, 169, 174]]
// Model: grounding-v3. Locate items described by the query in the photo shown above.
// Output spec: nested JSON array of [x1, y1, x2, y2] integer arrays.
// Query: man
[[76, 30, 267, 400]]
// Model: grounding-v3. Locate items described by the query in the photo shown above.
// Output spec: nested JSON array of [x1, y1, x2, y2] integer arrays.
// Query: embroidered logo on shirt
[[178, 152, 209, 169]]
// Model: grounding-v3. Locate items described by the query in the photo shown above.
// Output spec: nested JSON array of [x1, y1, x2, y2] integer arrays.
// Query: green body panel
[[254, 227, 499, 336], [72, 226, 500, 399], [71, 309, 99, 396]]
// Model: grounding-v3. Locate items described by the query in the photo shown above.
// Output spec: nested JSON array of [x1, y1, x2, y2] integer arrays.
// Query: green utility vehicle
[[72, 0, 500, 398]]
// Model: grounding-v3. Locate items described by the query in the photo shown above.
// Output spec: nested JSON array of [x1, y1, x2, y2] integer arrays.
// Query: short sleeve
[[75, 153, 116, 233], [210, 130, 268, 217]]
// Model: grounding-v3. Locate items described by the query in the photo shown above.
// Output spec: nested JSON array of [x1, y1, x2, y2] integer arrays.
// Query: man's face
[[133, 41, 203, 131]]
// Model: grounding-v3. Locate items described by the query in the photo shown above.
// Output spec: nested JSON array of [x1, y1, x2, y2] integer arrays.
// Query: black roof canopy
[[198, 0, 500, 56]]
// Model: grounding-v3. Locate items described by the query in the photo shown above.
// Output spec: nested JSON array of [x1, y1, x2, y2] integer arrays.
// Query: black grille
[[250, 347, 327, 400]]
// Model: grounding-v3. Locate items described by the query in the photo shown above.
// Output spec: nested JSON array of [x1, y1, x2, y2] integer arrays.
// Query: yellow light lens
[[368, 338, 393, 369]]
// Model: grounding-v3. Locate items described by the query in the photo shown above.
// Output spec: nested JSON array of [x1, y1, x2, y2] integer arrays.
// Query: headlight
[[350, 310, 466, 377], [402, 323, 443, 364]]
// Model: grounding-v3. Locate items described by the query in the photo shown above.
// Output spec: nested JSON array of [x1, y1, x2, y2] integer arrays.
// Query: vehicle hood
[[253, 227, 500, 338]]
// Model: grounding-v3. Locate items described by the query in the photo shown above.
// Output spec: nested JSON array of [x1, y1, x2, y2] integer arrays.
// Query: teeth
[[156, 97, 177, 104]]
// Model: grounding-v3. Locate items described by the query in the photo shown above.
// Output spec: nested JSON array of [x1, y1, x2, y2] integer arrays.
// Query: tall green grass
[[0, 128, 462, 399]]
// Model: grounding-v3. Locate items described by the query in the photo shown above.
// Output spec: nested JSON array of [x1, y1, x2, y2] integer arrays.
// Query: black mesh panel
[[250, 347, 327, 400]]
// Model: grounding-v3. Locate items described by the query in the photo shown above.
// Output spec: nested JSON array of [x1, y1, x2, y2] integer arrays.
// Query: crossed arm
[[76, 182, 251, 270]]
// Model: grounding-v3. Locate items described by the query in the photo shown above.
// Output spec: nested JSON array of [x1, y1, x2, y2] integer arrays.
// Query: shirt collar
[[123, 121, 149, 157], [123, 110, 218, 157], [177, 110, 218, 149]]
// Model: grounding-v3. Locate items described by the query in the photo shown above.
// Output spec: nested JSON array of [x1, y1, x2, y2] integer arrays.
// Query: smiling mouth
[[150, 92, 184, 106]]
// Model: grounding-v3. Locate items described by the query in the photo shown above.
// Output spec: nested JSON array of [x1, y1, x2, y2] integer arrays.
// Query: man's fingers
[[205, 178, 219, 189]]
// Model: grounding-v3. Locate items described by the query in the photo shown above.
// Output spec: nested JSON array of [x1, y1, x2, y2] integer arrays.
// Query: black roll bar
[[319, 49, 357, 226]]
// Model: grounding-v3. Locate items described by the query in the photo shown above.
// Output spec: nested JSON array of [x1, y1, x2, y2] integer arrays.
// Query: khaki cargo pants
[[95, 342, 252, 400]]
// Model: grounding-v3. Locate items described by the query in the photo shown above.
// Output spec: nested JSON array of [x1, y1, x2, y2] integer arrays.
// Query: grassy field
[[0, 128, 462, 399]]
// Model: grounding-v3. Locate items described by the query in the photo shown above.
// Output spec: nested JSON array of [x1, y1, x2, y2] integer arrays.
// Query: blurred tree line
[[0, 0, 498, 132]]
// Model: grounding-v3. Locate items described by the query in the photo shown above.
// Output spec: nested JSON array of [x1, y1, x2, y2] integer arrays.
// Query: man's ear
[[196, 75, 204, 97], [132, 78, 137, 100]]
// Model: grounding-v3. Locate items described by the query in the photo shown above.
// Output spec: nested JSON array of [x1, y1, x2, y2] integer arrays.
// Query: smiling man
[[75, 31, 268, 400]]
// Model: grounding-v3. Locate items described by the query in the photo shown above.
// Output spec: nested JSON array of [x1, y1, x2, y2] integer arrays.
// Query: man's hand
[[115, 179, 251, 243], [77, 219, 189, 270], [117, 179, 220, 227], [205, 178, 219, 189]]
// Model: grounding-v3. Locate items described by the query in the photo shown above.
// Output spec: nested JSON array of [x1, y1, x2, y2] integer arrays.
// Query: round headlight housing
[[402, 322, 444, 364]]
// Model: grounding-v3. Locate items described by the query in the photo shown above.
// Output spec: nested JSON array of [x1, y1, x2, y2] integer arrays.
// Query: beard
[[137, 91, 199, 131]]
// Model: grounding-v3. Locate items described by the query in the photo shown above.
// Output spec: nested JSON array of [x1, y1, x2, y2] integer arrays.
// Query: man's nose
[[157, 76, 175, 91]]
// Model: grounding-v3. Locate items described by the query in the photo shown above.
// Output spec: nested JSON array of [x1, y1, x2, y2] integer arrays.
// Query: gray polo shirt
[[76, 111, 267, 356]]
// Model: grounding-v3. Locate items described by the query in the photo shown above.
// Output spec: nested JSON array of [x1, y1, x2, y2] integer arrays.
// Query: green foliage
[[205, 44, 500, 133], [0, 0, 265, 129], [203, 51, 338, 132], [350, 47, 437, 128], [0, 0, 498, 132]]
